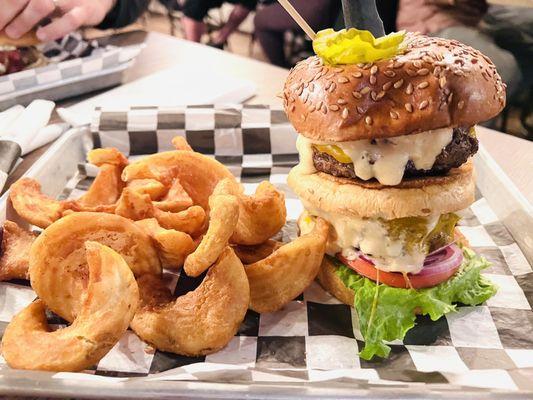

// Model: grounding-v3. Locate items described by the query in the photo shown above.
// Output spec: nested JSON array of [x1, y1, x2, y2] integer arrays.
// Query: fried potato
[[171, 136, 193, 151], [2, 242, 139, 372], [127, 179, 168, 200], [213, 179, 286, 245], [9, 178, 64, 228], [30, 212, 160, 321], [0, 221, 37, 281], [154, 178, 193, 212], [122, 151, 236, 209], [115, 188, 154, 221], [232, 240, 283, 265], [77, 164, 124, 207], [121, 161, 175, 186], [136, 219, 196, 270], [184, 195, 239, 277], [130, 247, 249, 356], [246, 217, 329, 313], [154, 206, 206, 236], [87, 148, 128, 167]]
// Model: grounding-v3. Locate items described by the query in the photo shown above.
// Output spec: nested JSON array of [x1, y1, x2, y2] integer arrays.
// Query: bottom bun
[[316, 256, 354, 307]]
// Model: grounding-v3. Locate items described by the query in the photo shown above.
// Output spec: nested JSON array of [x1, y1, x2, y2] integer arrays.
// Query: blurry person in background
[[397, 0, 533, 106], [182, 0, 258, 48], [254, 0, 341, 68], [0, 0, 150, 42]]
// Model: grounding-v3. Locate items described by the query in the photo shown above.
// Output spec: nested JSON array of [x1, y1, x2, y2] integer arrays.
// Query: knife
[[341, 0, 385, 37], [0, 100, 55, 191], [0, 140, 21, 192]]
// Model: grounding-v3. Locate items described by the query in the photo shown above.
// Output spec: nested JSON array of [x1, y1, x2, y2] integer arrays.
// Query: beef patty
[[312, 127, 478, 181]]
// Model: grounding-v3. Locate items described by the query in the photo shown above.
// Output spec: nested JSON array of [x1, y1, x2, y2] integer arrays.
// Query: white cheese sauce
[[301, 202, 439, 274], [296, 135, 316, 174], [297, 128, 453, 185]]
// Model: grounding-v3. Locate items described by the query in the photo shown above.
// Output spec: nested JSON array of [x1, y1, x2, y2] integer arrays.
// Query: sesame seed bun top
[[283, 33, 506, 142], [0, 30, 40, 48]]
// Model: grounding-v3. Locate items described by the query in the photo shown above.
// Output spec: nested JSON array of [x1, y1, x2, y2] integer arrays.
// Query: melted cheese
[[296, 135, 316, 174], [301, 202, 439, 274], [297, 128, 453, 185]]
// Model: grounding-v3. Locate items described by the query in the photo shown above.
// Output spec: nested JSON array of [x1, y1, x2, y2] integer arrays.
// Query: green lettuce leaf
[[334, 247, 497, 360]]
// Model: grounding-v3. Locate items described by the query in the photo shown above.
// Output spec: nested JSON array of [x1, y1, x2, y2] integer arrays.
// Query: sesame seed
[[338, 76, 349, 84], [342, 108, 349, 119], [390, 110, 399, 119], [333, 67, 344, 73], [356, 63, 365, 68], [352, 91, 362, 99], [376, 91, 385, 100], [439, 76, 446, 88], [357, 106, 365, 114], [384, 70, 396, 78], [370, 65, 378, 75], [417, 68, 430, 76], [365, 116, 373, 125], [337, 98, 347, 105], [419, 100, 429, 110], [393, 79, 404, 89], [405, 103, 413, 113], [370, 75, 377, 85], [302, 92, 309, 103], [406, 83, 414, 95], [309, 83, 315, 92], [383, 81, 393, 91], [290, 104, 296, 112], [458, 100, 465, 109], [406, 69, 417, 77], [371, 91, 378, 101], [448, 92, 454, 103], [413, 60, 423, 68], [289, 96, 295, 103], [433, 66, 441, 76], [322, 104, 328, 114], [325, 73, 336, 79], [360, 87, 371, 95], [329, 82, 337, 92], [393, 61, 404, 69], [352, 71, 363, 78], [309, 105, 316, 112], [417, 81, 429, 89], [317, 101, 323, 110], [329, 104, 340, 111]]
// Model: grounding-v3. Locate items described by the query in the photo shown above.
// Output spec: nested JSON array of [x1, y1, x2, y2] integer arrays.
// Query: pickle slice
[[313, 144, 352, 164], [382, 213, 460, 256], [313, 28, 406, 65]]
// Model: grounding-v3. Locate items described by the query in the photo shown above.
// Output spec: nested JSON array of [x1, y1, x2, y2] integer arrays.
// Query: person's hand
[[0, 0, 117, 42], [426, 0, 488, 14]]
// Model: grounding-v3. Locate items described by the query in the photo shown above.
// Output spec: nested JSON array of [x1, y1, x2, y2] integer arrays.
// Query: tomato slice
[[337, 255, 457, 289]]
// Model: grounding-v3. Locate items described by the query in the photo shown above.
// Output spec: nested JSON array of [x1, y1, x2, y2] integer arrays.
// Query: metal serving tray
[[0, 123, 531, 399]]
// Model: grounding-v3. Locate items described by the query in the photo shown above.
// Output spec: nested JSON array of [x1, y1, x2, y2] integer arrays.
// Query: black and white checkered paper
[[1, 106, 532, 394], [0, 32, 142, 99]]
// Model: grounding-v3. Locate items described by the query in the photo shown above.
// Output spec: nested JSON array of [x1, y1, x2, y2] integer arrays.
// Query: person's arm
[[97, 0, 151, 30]]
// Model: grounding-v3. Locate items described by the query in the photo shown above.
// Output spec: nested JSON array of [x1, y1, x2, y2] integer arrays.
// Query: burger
[[284, 32, 503, 359], [0, 30, 44, 76]]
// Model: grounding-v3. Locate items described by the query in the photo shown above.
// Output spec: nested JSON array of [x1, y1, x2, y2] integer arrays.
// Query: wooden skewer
[[276, 0, 316, 40]]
